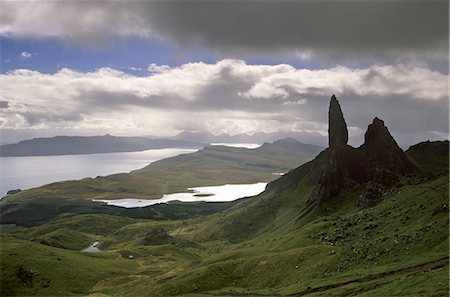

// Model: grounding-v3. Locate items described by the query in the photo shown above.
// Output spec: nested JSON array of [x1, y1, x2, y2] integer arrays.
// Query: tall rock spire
[[310, 95, 350, 202], [328, 95, 348, 148]]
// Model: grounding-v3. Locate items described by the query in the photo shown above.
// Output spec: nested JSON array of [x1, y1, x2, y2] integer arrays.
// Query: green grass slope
[[133, 175, 449, 297], [0, 141, 447, 296], [1, 174, 447, 296], [0, 236, 139, 296]]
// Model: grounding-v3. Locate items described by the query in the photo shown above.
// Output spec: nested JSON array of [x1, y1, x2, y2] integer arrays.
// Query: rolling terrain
[[0, 96, 448, 296], [0, 138, 322, 226]]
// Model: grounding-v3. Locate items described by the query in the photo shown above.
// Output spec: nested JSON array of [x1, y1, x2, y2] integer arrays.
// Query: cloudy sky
[[1, 0, 448, 147]]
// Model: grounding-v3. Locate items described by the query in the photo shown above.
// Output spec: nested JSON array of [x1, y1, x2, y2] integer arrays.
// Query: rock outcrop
[[6, 189, 22, 195], [308, 95, 415, 206], [357, 117, 414, 206], [328, 95, 348, 148], [359, 117, 413, 177]]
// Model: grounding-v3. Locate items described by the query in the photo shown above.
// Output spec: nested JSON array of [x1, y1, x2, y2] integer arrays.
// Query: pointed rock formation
[[357, 117, 415, 206], [364, 117, 393, 147], [360, 117, 413, 177], [309, 95, 414, 205], [311, 95, 352, 202], [328, 95, 348, 149], [272, 94, 418, 208]]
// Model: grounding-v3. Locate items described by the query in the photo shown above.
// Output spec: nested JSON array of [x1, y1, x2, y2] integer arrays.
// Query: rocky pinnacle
[[364, 117, 399, 149], [361, 116, 413, 176], [328, 95, 348, 148]]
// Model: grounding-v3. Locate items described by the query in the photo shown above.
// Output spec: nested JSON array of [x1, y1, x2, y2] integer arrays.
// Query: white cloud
[[19, 51, 32, 60], [0, 60, 448, 145], [240, 82, 289, 99], [282, 99, 308, 106], [148, 63, 170, 73], [120, 66, 145, 72]]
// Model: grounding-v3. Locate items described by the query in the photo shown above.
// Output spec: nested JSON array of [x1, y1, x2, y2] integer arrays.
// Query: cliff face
[[309, 95, 414, 205]]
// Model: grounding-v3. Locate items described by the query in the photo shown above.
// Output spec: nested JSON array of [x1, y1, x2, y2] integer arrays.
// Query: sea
[[0, 148, 197, 197]]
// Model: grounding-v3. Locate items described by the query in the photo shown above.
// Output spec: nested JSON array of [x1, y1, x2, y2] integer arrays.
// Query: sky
[[0, 0, 449, 147]]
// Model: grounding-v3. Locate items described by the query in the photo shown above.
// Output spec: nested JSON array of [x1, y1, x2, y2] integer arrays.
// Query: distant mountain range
[[167, 130, 327, 146], [0, 135, 205, 157], [0, 131, 326, 157]]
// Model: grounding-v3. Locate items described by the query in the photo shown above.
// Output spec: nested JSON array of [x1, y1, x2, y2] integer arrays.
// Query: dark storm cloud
[[0, 101, 9, 108], [185, 67, 282, 113], [144, 1, 449, 61], [2, 1, 448, 62]]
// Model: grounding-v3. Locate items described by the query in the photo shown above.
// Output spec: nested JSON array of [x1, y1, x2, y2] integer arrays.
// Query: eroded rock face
[[355, 117, 414, 206], [328, 95, 348, 149], [360, 117, 413, 177], [311, 148, 346, 202], [358, 168, 398, 207]]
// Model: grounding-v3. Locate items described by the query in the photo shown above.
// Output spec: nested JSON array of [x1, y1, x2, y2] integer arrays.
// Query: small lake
[[82, 241, 101, 252], [94, 182, 267, 208], [210, 143, 261, 149], [0, 148, 197, 197]]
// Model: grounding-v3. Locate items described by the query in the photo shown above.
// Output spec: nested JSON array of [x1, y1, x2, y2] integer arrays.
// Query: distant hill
[[170, 130, 327, 146], [406, 140, 449, 175], [258, 137, 323, 155], [0, 134, 205, 157]]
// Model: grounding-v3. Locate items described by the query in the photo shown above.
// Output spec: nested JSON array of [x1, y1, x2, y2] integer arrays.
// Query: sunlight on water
[[0, 148, 197, 196], [93, 182, 267, 208], [209, 143, 261, 149], [81, 241, 101, 253]]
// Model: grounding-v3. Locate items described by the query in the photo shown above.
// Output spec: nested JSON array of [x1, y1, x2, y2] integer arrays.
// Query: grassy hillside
[[406, 140, 449, 175], [1, 175, 447, 296], [0, 140, 447, 296]]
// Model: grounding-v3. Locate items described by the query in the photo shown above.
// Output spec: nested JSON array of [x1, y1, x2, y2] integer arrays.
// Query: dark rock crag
[[357, 117, 414, 206], [328, 94, 348, 148], [309, 95, 414, 206], [359, 117, 413, 177]]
